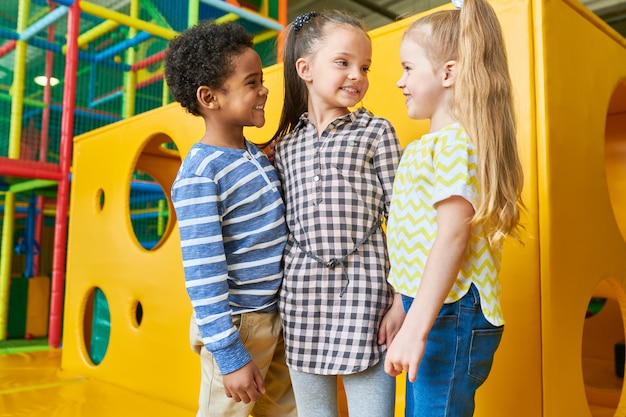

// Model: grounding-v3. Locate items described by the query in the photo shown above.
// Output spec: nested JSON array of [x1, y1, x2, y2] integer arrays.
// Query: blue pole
[[19, 6, 69, 41], [94, 31, 152, 62], [89, 64, 97, 106], [49, 104, 121, 123], [199, 0, 283, 31], [0, 28, 19, 40], [90, 89, 123, 108], [50, 0, 74, 6], [23, 193, 38, 278]]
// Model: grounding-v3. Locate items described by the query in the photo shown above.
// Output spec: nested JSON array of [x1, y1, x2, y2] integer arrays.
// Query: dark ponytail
[[271, 10, 368, 141]]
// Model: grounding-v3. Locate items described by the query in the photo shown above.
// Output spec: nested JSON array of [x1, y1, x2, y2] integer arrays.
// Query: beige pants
[[190, 311, 297, 417]]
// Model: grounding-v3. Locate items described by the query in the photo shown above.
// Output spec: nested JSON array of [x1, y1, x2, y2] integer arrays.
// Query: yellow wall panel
[[62, 0, 626, 415]]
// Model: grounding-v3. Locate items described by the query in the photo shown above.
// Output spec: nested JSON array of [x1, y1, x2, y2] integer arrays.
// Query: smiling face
[[396, 35, 457, 132], [215, 47, 268, 129], [299, 24, 372, 114], [397, 38, 443, 122]]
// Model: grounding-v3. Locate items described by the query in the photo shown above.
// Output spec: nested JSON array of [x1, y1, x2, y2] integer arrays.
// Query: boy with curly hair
[[165, 21, 296, 417]]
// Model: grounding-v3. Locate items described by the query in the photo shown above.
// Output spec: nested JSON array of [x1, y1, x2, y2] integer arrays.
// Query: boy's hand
[[264, 138, 278, 164], [223, 361, 266, 403]]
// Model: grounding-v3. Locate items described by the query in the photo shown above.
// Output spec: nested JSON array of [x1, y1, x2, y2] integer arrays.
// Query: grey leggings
[[288, 358, 396, 417]]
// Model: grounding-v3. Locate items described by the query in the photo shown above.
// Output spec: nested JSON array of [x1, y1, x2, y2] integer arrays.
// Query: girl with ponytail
[[384, 0, 525, 415], [272, 10, 403, 417]]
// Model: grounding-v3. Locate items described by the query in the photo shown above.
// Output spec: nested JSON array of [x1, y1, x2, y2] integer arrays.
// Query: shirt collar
[[294, 107, 372, 132]]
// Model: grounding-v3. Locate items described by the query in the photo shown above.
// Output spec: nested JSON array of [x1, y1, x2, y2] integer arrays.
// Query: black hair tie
[[292, 11, 318, 32]]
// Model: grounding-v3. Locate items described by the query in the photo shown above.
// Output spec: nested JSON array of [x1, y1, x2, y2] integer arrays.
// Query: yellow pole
[[79, 1, 177, 40], [253, 30, 278, 44], [122, 0, 139, 118], [157, 199, 165, 237], [215, 13, 240, 23], [0, 193, 16, 340], [162, 79, 170, 107], [76, 19, 119, 50], [0, 0, 30, 342], [187, 0, 199, 26], [8, 20, 28, 157]]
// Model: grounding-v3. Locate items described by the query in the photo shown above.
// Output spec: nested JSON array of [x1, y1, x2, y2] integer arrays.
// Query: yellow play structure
[[3, 0, 626, 415]]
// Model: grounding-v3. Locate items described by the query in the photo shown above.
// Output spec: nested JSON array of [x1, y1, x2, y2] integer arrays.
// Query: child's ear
[[442, 60, 456, 87], [295, 57, 312, 82], [196, 86, 219, 110]]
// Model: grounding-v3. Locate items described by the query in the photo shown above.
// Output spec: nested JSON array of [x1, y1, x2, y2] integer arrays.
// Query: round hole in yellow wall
[[128, 133, 180, 251], [81, 286, 111, 366], [582, 279, 625, 416]]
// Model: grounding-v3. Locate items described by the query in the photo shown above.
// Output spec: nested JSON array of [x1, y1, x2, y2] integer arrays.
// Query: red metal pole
[[0, 40, 17, 59], [40, 1, 55, 165], [35, 0, 57, 277], [130, 50, 165, 71], [48, 0, 80, 348], [0, 158, 63, 180]]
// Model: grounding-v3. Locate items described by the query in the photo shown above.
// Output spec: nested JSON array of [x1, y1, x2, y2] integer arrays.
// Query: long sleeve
[[173, 166, 251, 374], [172, 143, 287, 374]]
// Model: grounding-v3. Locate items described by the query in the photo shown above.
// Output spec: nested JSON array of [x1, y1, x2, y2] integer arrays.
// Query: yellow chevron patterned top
[[387, 124, 504, 326]]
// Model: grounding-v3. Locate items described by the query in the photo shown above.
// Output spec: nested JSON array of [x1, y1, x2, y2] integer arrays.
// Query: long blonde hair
[[404, 0, 525, 246]]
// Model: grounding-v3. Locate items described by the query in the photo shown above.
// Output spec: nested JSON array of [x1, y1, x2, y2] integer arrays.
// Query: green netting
[[0, 0, 282, 345], [0, 0, 281, 164]]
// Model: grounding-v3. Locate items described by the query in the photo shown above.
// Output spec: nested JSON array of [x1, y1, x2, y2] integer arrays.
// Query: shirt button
[[314, 175, 320, 181], [328, 124, 334, 130]]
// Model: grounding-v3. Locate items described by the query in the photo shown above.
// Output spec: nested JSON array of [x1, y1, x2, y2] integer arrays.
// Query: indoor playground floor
[[0, 345, 194, 417], [0, 341, 406, 417]]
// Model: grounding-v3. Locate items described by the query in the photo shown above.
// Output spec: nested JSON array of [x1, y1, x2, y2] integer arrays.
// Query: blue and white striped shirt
[[172, 140, 287, 374]]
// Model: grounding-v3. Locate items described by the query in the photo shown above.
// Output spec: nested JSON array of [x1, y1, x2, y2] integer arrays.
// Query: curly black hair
[[164, 21, 253, 116]]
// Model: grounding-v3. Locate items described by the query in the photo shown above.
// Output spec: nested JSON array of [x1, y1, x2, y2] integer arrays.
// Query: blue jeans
[[402, 284, 503, 417]]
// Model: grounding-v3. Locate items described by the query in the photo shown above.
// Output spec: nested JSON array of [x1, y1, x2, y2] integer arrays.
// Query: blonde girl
[[384, 0, 525, 415], [272, 10, 404, 417]]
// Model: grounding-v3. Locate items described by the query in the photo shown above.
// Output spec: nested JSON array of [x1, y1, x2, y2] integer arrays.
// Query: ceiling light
[[34, 75, 60, 87]]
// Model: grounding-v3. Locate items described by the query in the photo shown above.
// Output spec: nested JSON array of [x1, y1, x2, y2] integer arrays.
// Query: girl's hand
[[384, 196, 473, 382], [378, 292, 405, 347], [384, 326, 426, 383]]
